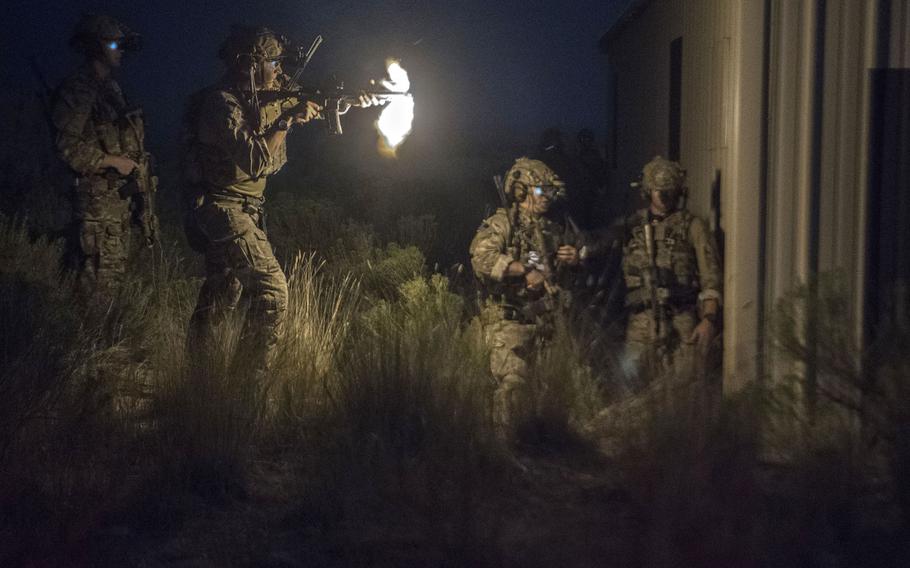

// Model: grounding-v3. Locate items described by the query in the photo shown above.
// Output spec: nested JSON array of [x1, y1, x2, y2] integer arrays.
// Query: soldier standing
[[470, 158, 582, 440], [52, 14, 155, 297], [618, 156, 722, 382], [182, 26, 323, 374]]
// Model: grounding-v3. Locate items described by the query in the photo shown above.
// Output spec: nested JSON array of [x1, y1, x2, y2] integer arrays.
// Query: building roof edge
[[599, 0, 654, 53]]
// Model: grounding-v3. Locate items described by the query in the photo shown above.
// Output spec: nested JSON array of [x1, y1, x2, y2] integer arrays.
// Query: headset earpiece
[[510, 181, 528, 202]]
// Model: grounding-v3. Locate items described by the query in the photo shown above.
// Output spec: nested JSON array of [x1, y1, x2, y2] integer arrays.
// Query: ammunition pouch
[[489, 294, 557, 325], [498, 304, 544, 325], [522, 296, 557, 322]]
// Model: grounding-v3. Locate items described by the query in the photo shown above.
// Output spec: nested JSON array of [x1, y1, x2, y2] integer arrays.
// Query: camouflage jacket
[[620, 208, 722, 308], [187, 84, 288, 198], [470, 207, 579, 309], [52, 65, 145, 178]]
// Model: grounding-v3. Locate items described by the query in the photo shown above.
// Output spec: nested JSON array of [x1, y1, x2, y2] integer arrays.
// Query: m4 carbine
[[258, 81, 408, 135], [642, 222, 669, 354], [115, 152, 158, 247]]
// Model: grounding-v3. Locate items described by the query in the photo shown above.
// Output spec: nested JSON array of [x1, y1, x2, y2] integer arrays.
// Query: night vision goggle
[[531, 185, 565, 199], [105, 33, 142, 52]]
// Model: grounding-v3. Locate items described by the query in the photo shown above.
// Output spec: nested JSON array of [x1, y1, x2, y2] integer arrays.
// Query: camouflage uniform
[[470, 158, 576, 435], [185, 30, 289, 372], [52, 25, 148, 295], [619, 158, 722, 382]]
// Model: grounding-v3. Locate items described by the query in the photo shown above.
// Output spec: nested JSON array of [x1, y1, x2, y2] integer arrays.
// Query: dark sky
[[4, 0, 632, 153], [2, 0, 636, 263]]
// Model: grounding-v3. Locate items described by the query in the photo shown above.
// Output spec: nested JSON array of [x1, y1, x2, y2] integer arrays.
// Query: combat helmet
[[69, 14, 141, 54], [218, 25, 286, 67], [642, 156, 686, 192], [504, 157, 566, 202]]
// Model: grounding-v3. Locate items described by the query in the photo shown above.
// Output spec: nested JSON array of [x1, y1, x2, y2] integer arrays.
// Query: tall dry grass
[[0, 210, 509, 562], [595, 272, 910, 566], [3, 204, 909, 565], [0, 215, 181, 559], [273, 272, 501, 559]]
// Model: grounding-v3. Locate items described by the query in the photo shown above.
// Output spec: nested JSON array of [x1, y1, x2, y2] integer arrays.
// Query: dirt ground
[[76, 444, 643, 568]]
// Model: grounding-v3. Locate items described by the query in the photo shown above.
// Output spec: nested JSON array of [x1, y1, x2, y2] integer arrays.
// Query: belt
[[206, 189, 265, 206], [626, 286, 697, 307], [205, 190, 267, 232], [628, 301, 696, 315]]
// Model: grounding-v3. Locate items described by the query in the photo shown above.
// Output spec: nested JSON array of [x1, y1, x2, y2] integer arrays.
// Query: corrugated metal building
[[601, 0, 909, 391]]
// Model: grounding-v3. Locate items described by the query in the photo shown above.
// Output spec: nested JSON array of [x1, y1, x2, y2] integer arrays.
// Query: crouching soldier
[[470, 157, 583, 441]]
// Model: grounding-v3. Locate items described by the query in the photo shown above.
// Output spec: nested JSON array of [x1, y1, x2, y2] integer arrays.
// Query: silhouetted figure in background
[[535, 126, 609, 230], [574, 128, 608, 229], [534, 127, 582, 224]]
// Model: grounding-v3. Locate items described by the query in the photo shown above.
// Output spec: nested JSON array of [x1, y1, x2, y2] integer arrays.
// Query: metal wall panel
[[606, 0, 757, 387], [603, 0, 902, 389], [765, 0, 881, 360], [890, 0, 910, 66]]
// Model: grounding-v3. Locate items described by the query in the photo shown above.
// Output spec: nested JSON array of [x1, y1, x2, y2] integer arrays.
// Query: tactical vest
[[622, 209, 700, 307], [88, 77, 145, 170], [487, 210, 574, 310]]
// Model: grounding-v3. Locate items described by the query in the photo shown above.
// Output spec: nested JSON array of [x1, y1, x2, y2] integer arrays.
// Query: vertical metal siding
[[767, 0, 804, 306], [605, 0, 892, 388], [891, 0, 910, 66]]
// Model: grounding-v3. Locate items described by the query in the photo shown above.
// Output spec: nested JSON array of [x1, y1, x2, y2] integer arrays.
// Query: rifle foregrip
[[325, 109, 343, 135]]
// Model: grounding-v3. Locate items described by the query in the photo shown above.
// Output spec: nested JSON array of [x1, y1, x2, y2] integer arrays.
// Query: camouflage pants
[[483, 308, 541, 436], [624, 308, 699, 387], [71, 176, 132, 297], [188, 198, 288, 373]]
